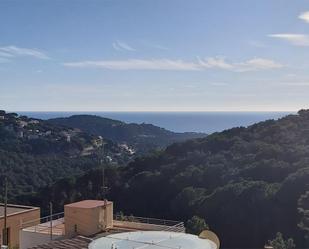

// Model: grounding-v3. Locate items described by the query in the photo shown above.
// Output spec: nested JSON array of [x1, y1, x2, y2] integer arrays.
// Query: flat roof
[[65, 200, 112, 209], [0, 203, 39, 218], [89, 231, 218, 249]]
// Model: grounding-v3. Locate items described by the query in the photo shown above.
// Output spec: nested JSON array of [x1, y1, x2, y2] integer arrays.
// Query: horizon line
[[11, 110, 297, 113]]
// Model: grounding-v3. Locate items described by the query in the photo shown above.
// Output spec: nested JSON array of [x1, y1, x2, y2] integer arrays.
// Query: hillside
[[26, 110, 309, 248], [0, 111, 133, 197], [47, 115, 206, 153]]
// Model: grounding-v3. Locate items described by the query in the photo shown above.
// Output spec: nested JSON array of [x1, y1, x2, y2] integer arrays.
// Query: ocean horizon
[[18, 111, 294, 134]]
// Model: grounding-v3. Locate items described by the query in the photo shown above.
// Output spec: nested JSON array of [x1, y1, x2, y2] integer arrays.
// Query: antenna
[[50, 202, 53, 241], [100, 142, 108, 201], [3, 177, 8, 247], [102, 161, 105, 200], [101, 161, 108, 200]]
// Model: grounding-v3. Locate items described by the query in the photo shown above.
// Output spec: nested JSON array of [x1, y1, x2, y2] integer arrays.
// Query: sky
[[1, 0, 309, 112]]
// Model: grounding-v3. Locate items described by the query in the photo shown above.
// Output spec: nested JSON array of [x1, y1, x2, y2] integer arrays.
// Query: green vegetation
[[48, 115, 206, 153], [186, 216, 209, 235], [0, 111, 132, 197], [298, 191, 309, 244], [2, 110, 309, 248], [268, 232, 296, 249]]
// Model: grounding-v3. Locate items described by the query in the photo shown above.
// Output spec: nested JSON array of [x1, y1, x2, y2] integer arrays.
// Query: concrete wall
[[0, 208, 40, 248]]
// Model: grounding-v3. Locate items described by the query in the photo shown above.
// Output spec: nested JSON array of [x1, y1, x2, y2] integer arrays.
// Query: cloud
[[63, 57, 283, 72], [234, 58, 283, 72], [0, 45, 50, 59], [199, 57, 283, 72], [198, 57, 234, 70], [64, 59, 200, 71], [112, 41, 136, 51], [269, 34, 309, 46], [299, 11, 309, 23]]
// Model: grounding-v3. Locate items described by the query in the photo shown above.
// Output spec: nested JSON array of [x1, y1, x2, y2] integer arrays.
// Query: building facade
[[0, 203, 40, 248]]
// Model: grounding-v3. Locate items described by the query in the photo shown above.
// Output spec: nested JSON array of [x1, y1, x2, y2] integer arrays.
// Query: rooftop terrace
[[0, 203, 39, 218]]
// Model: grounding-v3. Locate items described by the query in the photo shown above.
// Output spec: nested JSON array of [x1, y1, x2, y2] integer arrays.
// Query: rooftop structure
[[89, 231, 218, 249], [27, 231, 219, 249], [65, 200, 112, 209], [20, 200, 186, 249], [0, 203, 40, 248], [0, 205, 34, 218], [65, 200, 113, 238]]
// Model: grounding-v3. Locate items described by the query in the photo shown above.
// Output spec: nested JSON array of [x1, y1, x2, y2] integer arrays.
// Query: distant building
[[45, 130, 52, 136], [0, 203, 40, 248], [106, 156, 113, 162], [18, 120, 28, 128], [60, 131, 71, 142], [28, 120, 40, 125], [0, 116, 5, 120]]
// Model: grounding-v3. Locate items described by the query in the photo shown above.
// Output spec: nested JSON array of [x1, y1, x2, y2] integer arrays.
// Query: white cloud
[[198, 57, 234, 70], [199, 57, 282, 72], [269, 34, 309, 46], [299, 11, 309, 23], [112, 41, 136, 51], [0, 45, 50, 59], [63, 57, 283, 72], [64, 59, 200, 71], [234, 58, 283, 72]]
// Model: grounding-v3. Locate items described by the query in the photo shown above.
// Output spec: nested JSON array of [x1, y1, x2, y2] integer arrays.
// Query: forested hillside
[[23, 110, 309, 248], [48, 115, 206, 153], [0, 111, 133, 197]]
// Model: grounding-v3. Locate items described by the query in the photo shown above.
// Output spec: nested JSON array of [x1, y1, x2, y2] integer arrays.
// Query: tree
[[298, 191, 309, 245], [186, 216, 209, 235], [268, 232, 296, 249]]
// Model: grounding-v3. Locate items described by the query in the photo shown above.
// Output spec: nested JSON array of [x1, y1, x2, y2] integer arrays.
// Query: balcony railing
[[113, 214, 185, 233], [20, 212, 185, 236], [21, 212, 65, 236]]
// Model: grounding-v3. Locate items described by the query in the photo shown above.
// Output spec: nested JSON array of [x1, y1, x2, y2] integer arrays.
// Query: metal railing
[[113, 214, 185, 233], [21, 212, 65, 236]]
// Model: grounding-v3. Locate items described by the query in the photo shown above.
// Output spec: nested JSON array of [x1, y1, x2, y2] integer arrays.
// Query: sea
[[18, 111, 294, 134]]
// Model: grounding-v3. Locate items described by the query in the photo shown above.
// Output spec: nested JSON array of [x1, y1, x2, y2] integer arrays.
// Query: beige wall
[[0, 208, 40, 248], [64, 202, 113, 238]]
